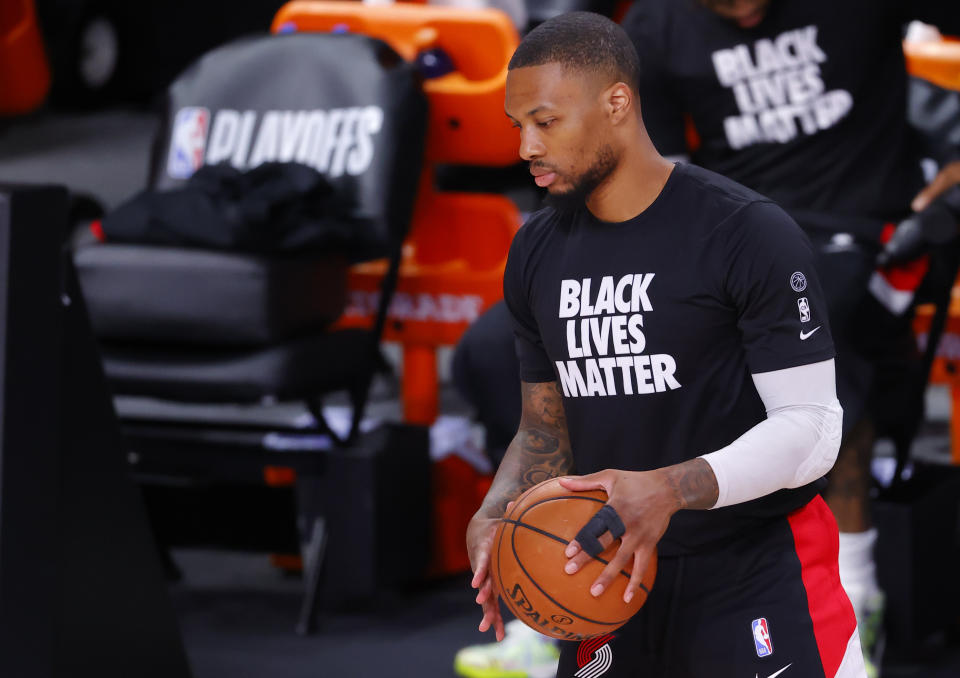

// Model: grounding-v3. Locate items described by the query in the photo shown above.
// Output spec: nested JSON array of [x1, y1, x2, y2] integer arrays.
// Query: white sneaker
[[856, 591, 886, 678], [454, 619, 561, 678], [846, 583, 885, 678]]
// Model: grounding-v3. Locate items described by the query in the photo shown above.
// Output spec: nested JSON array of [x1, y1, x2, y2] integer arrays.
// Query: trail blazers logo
[[574, 635, 615, 678], [166, 106, 384, 179]]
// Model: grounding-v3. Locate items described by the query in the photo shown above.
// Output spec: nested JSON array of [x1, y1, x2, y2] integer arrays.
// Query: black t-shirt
[[503, 163, 836, 554], [622, 0, 960, 239]]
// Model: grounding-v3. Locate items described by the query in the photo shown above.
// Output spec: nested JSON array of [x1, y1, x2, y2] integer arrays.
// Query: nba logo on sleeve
[[167, 107, 210, 179], [752, 618, 774, 657]]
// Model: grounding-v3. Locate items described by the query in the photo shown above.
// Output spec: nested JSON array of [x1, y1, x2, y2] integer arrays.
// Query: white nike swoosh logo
[[756, 663, 792, 678], [799, 326, 821, 340]]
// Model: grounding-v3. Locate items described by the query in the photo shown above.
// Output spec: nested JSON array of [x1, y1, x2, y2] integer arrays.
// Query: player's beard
[[543, 144, 619, 213]]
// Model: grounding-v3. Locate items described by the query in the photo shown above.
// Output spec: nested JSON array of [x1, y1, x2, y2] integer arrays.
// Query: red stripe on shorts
[[787, 495, 857, 678]]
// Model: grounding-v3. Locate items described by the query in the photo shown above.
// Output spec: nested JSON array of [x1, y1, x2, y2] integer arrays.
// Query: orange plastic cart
[[272, 2, 523, 425]]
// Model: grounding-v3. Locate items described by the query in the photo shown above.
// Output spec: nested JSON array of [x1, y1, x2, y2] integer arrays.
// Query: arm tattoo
[[478, 381, 573, 518], [662, 457, 719, 511]]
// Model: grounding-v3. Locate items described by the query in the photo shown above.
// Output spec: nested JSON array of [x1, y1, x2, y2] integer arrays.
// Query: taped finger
[[574, 504, 627, 556]]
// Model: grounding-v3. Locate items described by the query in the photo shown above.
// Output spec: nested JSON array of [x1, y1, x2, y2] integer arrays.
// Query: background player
[[619, 2, 960, 671]]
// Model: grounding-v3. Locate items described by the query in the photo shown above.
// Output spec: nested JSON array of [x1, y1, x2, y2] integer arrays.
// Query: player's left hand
[[559, 469, 679, 603]]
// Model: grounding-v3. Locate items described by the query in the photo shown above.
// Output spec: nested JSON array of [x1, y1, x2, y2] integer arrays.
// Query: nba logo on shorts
[[167, 107, 210, 179], [752, 618, 774, 657]]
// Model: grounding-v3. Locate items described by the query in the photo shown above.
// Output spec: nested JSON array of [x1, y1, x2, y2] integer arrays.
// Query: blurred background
[[0, 1, 959, 677]]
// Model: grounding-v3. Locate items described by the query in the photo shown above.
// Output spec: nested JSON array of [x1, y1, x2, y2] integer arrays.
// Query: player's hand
[[466, 502, 513, 641], [559, 470, 678, 603], [912, 160, 960, 212]]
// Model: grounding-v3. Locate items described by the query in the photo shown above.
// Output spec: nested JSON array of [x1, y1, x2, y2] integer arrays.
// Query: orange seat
[[272, 2, 523, 424], [904, 35, 960, 92], [905, 33, 960, 464], [272, 2, 520, 166]]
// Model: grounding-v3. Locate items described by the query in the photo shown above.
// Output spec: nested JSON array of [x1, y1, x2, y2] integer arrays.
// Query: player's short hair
[[508, 12, 641, 94]]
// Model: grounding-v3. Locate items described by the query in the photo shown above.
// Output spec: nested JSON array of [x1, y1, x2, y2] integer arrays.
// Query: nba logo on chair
[[752, 618, 774, 657], [166, 107, 210, 179]]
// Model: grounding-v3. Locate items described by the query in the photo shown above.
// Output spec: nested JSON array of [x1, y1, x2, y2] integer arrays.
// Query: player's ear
[[605, 82, 633, 125]]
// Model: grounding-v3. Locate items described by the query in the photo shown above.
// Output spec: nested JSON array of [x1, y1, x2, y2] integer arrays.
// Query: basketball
[[492, 477, 657, 641]]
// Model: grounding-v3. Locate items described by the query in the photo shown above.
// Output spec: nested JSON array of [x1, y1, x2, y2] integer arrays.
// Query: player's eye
[[537, 119, 555, 128]]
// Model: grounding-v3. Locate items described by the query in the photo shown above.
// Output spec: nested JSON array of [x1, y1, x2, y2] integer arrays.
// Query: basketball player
[[467, 12, 864, 678], [458, 5, 960, 676]]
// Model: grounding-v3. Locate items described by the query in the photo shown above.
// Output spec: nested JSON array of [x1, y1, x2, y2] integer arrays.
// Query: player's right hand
[[466, 503, 512, 641]]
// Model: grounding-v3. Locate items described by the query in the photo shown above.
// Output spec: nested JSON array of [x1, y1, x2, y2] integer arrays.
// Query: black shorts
[[555, 497, 865, 678]]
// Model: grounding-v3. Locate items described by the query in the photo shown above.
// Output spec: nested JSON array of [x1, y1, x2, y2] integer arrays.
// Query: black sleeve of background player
[[620, 2, 688, 157], [502, 227, 557, 383], [720, 202, 836, 374], [890, 0, 960, 33]]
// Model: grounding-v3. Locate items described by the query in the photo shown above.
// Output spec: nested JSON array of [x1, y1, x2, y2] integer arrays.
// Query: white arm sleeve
[[700, 359, 843, 509]]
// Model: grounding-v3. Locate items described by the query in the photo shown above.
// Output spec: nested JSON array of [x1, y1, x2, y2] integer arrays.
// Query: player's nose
[[519, 129, 545, 162]]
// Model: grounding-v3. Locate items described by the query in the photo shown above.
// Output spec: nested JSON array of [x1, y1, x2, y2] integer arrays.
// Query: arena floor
[[165, 545, 960, 678]]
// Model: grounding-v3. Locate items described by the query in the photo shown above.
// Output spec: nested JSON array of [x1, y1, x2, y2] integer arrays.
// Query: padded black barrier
[[0, 185, 191, 678], [875, 463, 960, 660], [151, 32, 428, 261], [294, 423, 431, 607], [123, 421, 431, 607]]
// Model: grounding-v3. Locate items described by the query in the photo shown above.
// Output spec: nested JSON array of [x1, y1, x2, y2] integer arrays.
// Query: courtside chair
[[74, 30, 428, 633]]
